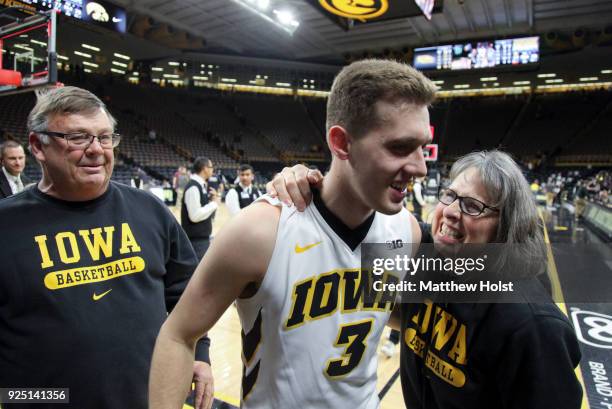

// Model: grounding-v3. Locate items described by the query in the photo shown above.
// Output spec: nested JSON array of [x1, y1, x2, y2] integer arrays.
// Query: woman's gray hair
[[449, 150, 547, 277], [28, 86, 117, 144]]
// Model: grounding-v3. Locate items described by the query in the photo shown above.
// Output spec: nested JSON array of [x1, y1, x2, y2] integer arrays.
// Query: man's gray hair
[[449, 150, 547, 277], [27, 86, 117, 144]]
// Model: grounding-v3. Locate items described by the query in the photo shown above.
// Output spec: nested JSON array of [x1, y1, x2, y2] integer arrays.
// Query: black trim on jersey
[[312, 188, 375, 251], [242, 360, 260, 401], [242, 309, 263, 366]]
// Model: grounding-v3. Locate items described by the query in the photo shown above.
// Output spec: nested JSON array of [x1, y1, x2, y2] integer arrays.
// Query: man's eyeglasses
[[438, 187, 499, 216], [40, 131, 121, 149]]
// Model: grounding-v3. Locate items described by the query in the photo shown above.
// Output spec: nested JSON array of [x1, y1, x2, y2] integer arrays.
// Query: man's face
[[34, 108, 114, 199], [347, 100, 430, 215], [2, 146, 25, 176], [204, 161, 214, 180], [239, 169, 254, 187]]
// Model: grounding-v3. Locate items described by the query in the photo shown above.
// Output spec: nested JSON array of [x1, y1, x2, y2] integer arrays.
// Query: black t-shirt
[[0, 182, 199, 409], [399, 224, 583, 409]]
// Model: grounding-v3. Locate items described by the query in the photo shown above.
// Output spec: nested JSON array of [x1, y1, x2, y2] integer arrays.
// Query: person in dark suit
[[0, 140, 30, 199]]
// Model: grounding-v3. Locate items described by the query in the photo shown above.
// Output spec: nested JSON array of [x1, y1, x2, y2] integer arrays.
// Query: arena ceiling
[[109, 0, 612, 64]]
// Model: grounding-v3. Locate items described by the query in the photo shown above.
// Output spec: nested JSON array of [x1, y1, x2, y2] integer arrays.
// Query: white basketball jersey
[[236, 194, 413, 409]]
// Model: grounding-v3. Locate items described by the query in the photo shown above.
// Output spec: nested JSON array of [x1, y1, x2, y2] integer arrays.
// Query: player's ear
[[328, 125, 351, 160]]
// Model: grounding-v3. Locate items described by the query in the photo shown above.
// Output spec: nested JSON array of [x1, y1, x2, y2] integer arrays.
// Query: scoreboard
[[18, 0, 126, 33], [413, 36, 539, 71]]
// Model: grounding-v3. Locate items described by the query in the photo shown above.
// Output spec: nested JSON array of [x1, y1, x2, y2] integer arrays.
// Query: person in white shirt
[[0, 140, 30, 199], [411, 176, 426, 222], [225, 164, 262, 216], [180, 157, 220, 258]]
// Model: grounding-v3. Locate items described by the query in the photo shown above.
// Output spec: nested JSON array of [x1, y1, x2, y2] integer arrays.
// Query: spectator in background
[[225, 164, 262, 216], [181, 157, 220, 259], [411, 176, 426, 222], [0, 140, 30, 199], [173, 165, 190, 207], [131, 169, 146, 190], [148, 128, 157, 143]]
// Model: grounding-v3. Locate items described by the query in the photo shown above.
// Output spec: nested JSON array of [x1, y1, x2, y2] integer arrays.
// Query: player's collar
[[312, 188, 375, 251]]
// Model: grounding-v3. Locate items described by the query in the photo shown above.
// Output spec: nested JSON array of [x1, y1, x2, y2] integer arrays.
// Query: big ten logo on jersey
[[386, 239, 403, 249], [33, 223, 144, 291], [571, 308, 612, 349], [404, 300, 467, 387], [284, 268, 399, 378]]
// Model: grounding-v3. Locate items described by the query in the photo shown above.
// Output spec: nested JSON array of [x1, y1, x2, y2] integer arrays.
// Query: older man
[[0, 86, 213, 409], [0, 140, 30, 199]]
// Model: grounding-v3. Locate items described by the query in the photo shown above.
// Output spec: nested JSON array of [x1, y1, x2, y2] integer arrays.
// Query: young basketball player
[[149, 59, 437, 409]]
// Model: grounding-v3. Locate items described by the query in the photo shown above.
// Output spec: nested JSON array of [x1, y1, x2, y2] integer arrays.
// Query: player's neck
[[320, 173, 374, 230]]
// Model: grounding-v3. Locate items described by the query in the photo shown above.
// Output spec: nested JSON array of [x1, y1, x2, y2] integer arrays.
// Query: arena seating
[[1, 74, 610, 189]]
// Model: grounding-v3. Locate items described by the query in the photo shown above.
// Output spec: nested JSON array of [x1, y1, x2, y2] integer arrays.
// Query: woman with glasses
[[268, 150, 583, 409], [398, 150, 582, 409]]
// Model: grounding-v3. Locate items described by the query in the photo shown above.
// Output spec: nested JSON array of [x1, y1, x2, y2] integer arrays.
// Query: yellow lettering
[[79, 227, 114, 260], [431, 307, 458, 351], [34, 235, 54, 268], [119, 223, 141, 254], [412, 300, 433, 334], [55, 232, 80, 264], [448, 324, 467, 365]]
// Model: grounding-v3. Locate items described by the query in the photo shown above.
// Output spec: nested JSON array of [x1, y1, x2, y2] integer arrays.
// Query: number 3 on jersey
[[325, 318, 374, 378]]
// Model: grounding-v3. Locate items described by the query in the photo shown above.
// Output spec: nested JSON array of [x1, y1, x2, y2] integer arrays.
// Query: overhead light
[[454, 84, 470, 89], [493, 82, 499, 86], [221, 78, 237, 83], [264, 75, 268, 79], [84, 68, 92, 73], [74, 51, 91, 58], [163, 74, 180, 78], [579, 77, 598, 81], [537, 73, 556, 78], [276, 82, 291, 87], [513, 81, 531, 85], [14, 44, 34, 52], [113, 53, 130, 60], [273, 9, 299, 28], [193, 76, 209, 81], [30, 39, 46, 47], [152, 67, 163, 72], [602, 69, 612, 74], [249, 80, 258, 84], [432, 80, 444, 85], [310, 79, 314, 83], [168, 62, 180, 66], [545, 79, 563, 83], [480, 77, 497, 81], [82, 61, 99, 68], [231, 0, 298, 34], [110, 68, 125, 74], [112, 61, 128, 68], [82, 43, 100, 52], [132, 72, 139, 75]]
